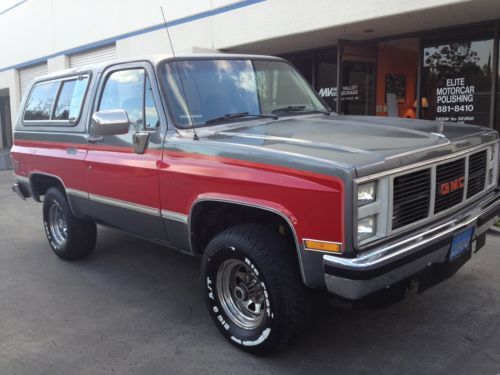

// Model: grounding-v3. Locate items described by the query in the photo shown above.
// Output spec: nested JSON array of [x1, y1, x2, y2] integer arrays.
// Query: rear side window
[[23, 81, 59, 121], [23, 75, 89, 124], [53, 78, 88, 121]]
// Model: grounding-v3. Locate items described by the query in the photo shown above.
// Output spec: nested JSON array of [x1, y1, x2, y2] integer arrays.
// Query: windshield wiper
[[271, 106, 330, 116], [205, 112, 278, 125]]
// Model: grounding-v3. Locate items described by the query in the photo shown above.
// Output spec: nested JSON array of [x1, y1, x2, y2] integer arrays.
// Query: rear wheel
[[201, 224, 309, 355], [43, 187, 97, 260]]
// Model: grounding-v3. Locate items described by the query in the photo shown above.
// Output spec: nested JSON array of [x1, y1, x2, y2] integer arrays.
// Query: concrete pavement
[[0, 170, 499, 374]]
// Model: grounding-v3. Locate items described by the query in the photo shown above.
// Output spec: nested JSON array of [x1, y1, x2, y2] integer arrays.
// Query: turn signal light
[[303, 239, 342, 253]]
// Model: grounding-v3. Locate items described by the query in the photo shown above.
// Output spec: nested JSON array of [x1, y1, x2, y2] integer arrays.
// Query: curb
[[488, 215, 500, 235]]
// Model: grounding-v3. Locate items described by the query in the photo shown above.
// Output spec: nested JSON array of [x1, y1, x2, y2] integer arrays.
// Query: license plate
[[449, 227, 474, 261]]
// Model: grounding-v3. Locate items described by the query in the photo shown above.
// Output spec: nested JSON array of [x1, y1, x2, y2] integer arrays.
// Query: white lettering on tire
[[207, 277, 214, 300], [231, 328, 271, 347]]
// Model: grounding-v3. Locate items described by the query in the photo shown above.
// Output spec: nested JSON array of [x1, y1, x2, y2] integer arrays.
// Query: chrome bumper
[[324, 192, 500, 300]]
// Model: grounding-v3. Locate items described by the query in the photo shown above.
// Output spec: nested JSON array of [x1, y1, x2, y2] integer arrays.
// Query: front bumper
[[324, 191, 500, 300]]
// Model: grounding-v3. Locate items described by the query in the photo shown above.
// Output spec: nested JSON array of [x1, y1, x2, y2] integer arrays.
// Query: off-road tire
[[201, 224, 309, 355], [43, 187, 97, 260]]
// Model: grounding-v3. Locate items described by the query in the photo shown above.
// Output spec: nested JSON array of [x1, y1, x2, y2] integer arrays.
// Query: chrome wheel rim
[[48, 202, 67, 246], [216, 258, 266, 330]]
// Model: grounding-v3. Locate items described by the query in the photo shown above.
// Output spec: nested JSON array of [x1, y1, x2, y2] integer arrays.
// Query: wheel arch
[[28, 172, 83, 218], [29, 172, 67, 201], [188, 196, 308, 285]]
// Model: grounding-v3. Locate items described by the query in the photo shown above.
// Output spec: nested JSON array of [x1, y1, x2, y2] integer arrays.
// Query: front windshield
[[161, 59, 329, 128]]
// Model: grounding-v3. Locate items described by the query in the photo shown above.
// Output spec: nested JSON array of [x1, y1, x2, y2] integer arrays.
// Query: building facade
[[1, 0, 500, 150]]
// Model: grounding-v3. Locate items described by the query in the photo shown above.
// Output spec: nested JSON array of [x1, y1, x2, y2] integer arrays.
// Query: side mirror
[[91, 110, 131, 137]]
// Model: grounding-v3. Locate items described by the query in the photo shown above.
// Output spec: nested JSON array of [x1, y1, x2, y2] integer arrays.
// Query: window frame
[[143, 74, 160, 130], [22, 73, 91, 126]]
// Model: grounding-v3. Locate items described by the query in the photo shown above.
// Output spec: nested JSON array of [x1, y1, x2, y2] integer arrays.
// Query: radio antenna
[[160, 5, 199, 140]]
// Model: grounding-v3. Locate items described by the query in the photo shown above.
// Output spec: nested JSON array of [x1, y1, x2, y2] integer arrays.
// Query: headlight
[[357, 181, 376, 206], [358, 215, 377, 242]]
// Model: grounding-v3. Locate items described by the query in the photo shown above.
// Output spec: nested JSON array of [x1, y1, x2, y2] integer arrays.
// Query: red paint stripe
[[163, 149, 343, 186], [15, 139, 343, 185], [13, 138, 346, 245]]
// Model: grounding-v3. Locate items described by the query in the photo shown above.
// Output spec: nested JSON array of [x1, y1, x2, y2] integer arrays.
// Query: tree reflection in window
[[24, 81, 59, 121], [422, 39, 493, 126]]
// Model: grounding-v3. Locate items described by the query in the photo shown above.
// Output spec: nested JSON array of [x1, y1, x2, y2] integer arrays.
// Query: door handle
[[86, 136, 103, 144]]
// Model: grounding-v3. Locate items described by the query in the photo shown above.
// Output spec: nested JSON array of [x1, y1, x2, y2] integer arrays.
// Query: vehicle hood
[[203, 114, 498, 177]]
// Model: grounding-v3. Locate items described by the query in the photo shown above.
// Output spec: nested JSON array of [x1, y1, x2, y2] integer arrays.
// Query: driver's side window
[[99, 68, 159, 130]]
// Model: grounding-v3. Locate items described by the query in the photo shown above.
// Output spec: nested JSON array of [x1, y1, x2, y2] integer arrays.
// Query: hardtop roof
[[32, 53, 286, 83]]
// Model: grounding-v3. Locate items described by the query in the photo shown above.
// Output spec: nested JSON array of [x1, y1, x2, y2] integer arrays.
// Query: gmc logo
[[439, 176, 465, 196]]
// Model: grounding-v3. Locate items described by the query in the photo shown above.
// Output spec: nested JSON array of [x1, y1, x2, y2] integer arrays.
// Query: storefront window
[[282, 49, 338, 112], [286, 53, 313, 84], [376, 39, 419, 118], [496, 37, 500, 133], [315, 50, 337, 111], [422, 38, 494, 126]]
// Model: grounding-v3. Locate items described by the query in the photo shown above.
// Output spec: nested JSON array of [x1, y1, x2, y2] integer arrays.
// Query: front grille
[[434, 158, 465, 214], [390, 147, 490, 232], [467, 151, 487, 198], [392, 169, 431, 230]]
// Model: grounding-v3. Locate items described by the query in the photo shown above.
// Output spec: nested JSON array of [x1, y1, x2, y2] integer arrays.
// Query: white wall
[[0, 0, 214, 69], [0, 0, 482, 70], [1, 0, 499, 145]]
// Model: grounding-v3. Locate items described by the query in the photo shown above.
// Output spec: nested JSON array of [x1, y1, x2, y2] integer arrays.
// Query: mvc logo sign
[[318, 87, 336, 97], [439, 176, 464, 196]]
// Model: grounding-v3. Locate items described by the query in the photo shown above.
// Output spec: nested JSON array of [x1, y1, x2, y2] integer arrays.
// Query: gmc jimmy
[[11, 54, 500, 354]]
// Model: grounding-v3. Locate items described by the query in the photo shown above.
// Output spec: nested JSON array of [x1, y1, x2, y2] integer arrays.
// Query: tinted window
[[286, 53, 313, 83], [53, 77, 88, 121], [99, 69, 145, 127], [24, 81, 59, 121], [340, 61, 375, 115], [316, 50, 337, 111], [145, 76, 159, 129]]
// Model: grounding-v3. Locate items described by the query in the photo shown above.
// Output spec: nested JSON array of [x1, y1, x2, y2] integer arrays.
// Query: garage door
[[69, 44, 117, 68], [19, 63, 48, 99]]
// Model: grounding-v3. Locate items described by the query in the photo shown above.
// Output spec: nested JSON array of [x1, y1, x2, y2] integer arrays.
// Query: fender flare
[[28, 172, 83, 217], [188, 194, 310, 286]]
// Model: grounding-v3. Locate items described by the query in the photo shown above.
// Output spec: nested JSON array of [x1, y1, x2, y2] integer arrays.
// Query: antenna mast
[[160, 6, 199, 140]]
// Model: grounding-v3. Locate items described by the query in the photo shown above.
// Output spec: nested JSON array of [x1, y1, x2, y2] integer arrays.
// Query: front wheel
[[43, 187, 97, 260], [201, 224, 309, 355]]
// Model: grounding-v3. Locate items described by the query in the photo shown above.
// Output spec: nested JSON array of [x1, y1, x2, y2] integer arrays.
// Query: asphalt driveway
[[0, 170, 499, 374]]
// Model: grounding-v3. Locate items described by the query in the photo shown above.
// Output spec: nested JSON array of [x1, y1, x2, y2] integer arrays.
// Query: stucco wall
[[0, 0, 498, 142]]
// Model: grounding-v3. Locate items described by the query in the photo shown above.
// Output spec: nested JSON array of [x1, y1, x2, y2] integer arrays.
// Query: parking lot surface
[[1, 170, 499, 374]]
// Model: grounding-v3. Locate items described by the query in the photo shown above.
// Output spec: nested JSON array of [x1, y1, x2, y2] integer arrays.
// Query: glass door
[[339, 42, 377, 115]]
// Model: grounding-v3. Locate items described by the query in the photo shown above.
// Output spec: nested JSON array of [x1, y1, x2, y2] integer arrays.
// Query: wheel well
[[190, 201, 300, 267], [30, 174, 66, 202]]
